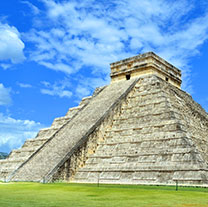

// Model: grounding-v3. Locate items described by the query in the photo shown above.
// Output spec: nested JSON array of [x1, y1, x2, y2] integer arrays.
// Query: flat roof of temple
[[110, 52, 181, 75]]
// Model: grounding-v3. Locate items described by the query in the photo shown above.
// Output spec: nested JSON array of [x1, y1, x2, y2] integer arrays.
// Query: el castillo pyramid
[[0, 52, 208, 186]]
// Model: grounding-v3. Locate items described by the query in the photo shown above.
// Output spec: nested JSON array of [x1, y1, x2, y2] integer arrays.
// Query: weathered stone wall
[[110, 52, 182, 88], [167, 85, 208, 164], [55, 75, 208, 186]]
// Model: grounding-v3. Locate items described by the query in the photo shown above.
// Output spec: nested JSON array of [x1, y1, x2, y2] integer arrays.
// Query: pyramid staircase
[[5, 78, 138, 182], [0, 89, 100, 181]]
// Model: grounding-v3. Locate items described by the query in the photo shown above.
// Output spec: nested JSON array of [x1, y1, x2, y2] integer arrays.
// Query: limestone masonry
[[0, 52, 208, 186]]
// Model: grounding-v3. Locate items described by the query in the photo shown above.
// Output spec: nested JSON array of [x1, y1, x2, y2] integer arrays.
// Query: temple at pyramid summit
[[0, 52, 208, 186]]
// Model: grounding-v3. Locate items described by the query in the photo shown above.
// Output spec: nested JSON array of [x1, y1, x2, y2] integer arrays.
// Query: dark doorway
[[126, 74, 131, 80]]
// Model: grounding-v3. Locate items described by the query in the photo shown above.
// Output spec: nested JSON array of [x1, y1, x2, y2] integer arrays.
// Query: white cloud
[[75, 85, 91, 100], [25, 0, 208, 93], [75, 76, 109, 100], [21, 1, 40, 15], [0, 23, 25, 64], [0, 83, 11, 106], [39, 61, 73, 74], [0, 63, 12, 70], [40, 79, 72, 98], [41, 88, 72, 98], [0, 113, 44, 153], [17, 83, 32, 88]]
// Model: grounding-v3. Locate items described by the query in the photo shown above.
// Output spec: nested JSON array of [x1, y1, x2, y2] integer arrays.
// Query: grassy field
[[0, 182, 208, 207]]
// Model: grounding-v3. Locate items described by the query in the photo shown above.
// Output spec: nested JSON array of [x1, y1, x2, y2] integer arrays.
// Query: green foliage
[[0, 183, 208, 207]]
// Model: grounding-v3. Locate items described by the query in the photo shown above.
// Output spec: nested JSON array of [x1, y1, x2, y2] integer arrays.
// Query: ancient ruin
[[0, 52, 208, 186]]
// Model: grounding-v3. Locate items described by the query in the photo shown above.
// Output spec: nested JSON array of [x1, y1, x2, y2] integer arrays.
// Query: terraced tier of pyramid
[[0, 92, 95, 181], [0, 52, 207, 186]]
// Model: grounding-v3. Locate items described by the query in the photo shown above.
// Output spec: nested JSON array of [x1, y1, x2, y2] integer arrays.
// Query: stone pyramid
[[0, 52, 208, 186]]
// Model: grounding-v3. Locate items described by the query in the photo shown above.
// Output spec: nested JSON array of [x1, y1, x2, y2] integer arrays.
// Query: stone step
[[86, 152, 203, 164], [19, 145, 40, 151], [0, 159, 6, 165], [103, 130, 185, 140], [51, 117, 70, 128], [65, 106, 83, 118], [37, 127, 60, 138], [79, 96, 92, 107], [23, 138, 49, 148], [96, 140, 194, 151], [78, 164, 208, 172], [85, 157, 203, 167], [0, 170, 13, 181], [0, 158, 27, 169], [117, 109, 180, 120], [0, 159, 8, 165], [121, 102, 168, 114], [112, 111, 177, 124], [92, 147, 198, 157], [111, 119, 180, 130], [104, 123, 186, 136], [121, 97, 167, 109], [64, 95, 95, 119], [99, 137, 193, 147], [7, 145, 41, 160], [0, 166, 18, 172], [128, 91, 166, 100], [74, 171, 208, 185], [3, 157, 27, 163], [9, 149, 36, 159]]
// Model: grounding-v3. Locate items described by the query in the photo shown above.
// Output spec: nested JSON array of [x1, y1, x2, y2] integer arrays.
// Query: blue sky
[[0, 0, 208, 153]]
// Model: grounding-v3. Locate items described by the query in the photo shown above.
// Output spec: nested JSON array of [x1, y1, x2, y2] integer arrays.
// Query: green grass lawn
[[0, 182, 208, 207]]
